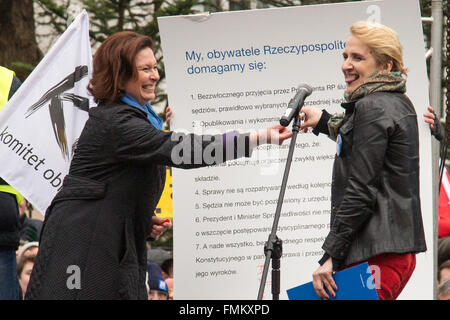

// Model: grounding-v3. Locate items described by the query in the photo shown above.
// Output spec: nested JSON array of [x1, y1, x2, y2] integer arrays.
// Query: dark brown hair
[[88, 31, 154, 105]]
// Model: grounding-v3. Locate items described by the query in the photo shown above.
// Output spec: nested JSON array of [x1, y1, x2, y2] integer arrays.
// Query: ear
[[384, 60, 393, 72]]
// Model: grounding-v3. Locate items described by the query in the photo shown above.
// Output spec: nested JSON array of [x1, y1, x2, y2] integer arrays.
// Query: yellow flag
[[155, 166, 173, 219]]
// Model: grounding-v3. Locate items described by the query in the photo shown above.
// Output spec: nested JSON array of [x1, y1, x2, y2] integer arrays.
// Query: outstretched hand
[[252, 124, 293, 146], [299, 106, 323, 133]]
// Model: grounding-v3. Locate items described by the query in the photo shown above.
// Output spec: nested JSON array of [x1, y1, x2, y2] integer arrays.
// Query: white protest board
[[0, 11, 93, 214], [158, 0, 433, 299]]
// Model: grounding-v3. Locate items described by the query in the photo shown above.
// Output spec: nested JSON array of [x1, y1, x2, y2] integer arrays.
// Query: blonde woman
[[300, 21, 426, 300]]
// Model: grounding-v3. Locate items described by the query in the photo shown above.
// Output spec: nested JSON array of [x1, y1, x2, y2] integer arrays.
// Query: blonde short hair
[[350, 21, 408, 76]]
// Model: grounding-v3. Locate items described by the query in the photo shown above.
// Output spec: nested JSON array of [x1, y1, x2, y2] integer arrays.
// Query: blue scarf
[[120, 93, 163, 130]]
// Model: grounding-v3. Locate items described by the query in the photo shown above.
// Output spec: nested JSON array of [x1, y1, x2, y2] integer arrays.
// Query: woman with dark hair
[[25, 31, 292, 300], [300, 21, 427, 300]]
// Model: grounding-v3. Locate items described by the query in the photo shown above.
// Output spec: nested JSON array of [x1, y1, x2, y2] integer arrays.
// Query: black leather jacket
[[315, 91, 427, 269]]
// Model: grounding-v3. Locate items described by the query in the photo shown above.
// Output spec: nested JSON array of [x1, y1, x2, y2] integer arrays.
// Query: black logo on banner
[[25, 65, 89, 161]]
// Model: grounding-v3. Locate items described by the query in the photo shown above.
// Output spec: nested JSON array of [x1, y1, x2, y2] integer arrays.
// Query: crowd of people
[[0, 18, 449, 300], [1, 196, 174, 300]]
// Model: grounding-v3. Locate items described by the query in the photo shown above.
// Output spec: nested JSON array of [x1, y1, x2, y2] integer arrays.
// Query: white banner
[[159, 0, 434, 299], [0, 10, 93, 214]]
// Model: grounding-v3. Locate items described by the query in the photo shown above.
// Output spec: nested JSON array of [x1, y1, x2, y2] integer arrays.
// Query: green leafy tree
[[0, 0, 42, 80]]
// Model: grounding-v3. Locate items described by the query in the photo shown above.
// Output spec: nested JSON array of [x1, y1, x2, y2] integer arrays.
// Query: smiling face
[[123, 47, 160, 105], [342, 35, 391, 95]]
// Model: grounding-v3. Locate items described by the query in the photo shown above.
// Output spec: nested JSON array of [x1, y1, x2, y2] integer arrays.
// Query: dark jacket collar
[[341, 100, 355, 114]]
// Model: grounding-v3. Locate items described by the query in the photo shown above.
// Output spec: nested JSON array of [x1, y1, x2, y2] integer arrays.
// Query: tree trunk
[[0, 0, 43, 81]]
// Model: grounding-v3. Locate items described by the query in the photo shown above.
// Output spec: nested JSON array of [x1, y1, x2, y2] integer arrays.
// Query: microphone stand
[[257, 110, 301, 300]]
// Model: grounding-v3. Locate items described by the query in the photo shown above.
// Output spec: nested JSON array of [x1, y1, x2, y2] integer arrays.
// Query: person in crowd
[[16, 241, 39, 299], [147, 242, 171, 266], [160, 258, 173, 299], [146, 262, 169, 300], [25, 31, 292, 300], [18, 199, 42, 244], [165, 277, 173, 300], [300, 21, 426, 300], [161, 258, 173, 279], [438, 259, 450, 285], [17, 254, 36, 299], [439, 235, 450, 266], [0, 66, 23, 300], [438, 277, 450, 300], [17, 241, 39, 264]]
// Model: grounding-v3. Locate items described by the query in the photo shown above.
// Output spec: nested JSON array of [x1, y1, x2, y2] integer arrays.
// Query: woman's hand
[[149, 216, 171, 240], [299, 106, 323, 133], [423, 106, 436, 130], [424, 106, 444, 141], [312, 257, 337, 299], [165, 106, 172, 127], [251, 124, 293, 146]]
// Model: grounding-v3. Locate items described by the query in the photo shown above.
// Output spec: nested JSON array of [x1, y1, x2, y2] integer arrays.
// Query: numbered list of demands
[[190, 169, 335, 282], [181, 85, 347, 285]]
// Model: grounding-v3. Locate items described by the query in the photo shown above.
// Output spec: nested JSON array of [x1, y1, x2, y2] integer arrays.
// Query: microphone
[[279, 83, 313, 127]]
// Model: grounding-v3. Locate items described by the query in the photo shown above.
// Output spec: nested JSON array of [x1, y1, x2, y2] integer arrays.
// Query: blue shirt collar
[[120, 93, 163, 130]]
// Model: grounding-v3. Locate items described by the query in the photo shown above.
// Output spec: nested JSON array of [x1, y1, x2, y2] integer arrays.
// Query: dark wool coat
[[25, 102, 250, 299]]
